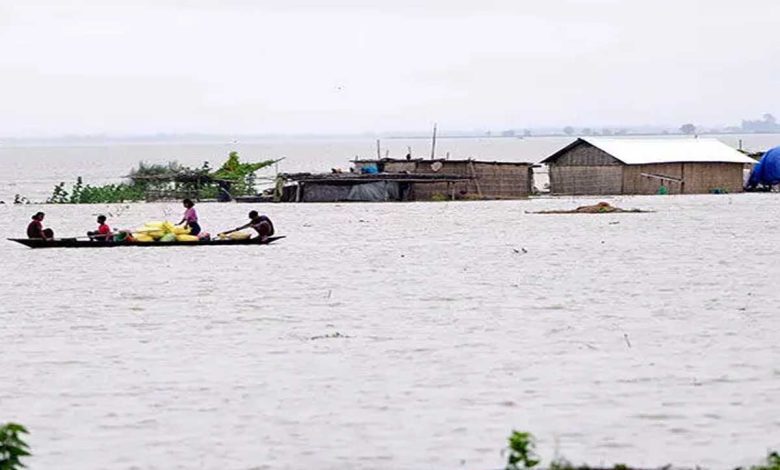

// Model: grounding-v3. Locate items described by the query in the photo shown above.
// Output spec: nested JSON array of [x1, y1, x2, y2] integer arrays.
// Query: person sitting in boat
[[27, 212, 54, 240], [87, 215, 113, 241], [220, 210, 274, 241], [178, 199, 201, 236]]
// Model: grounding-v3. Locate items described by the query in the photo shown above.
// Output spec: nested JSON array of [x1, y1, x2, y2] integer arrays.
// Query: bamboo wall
[[548, 143, 624, 195], [549, 166, 624, 195], [548, 142, 746, 195], [410, 161, 532, 200], [680, 163, 745, 193], [621, 163, 684, 195]]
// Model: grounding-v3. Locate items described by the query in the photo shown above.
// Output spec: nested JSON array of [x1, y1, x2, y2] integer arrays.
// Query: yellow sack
[[146, 230, 165, 240], [229, 231, 251, 240], [162, 221, 176, 233], [172, 225, 190, 235], [176, 234, 199, 242], [133, 233, 155, 242]]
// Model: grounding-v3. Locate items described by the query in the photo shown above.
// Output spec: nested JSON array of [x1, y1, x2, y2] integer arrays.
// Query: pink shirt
[[184, 207, 198, 223]]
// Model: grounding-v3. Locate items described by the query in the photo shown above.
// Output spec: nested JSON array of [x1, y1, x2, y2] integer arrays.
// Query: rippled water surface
[[1, 193, 779, 470]]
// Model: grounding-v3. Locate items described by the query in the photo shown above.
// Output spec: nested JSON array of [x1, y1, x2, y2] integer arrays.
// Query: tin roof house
[[542, 138, 756, 195]]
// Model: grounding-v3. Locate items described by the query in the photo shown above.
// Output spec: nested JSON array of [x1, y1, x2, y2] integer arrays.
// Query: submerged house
[[276, 158, 534, 202], [542, 138, 756, 195]]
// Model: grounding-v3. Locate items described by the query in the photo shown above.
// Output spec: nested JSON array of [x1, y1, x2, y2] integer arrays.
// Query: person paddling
[[178, 199, 201, 235], [27, 212, 54, 240], [220, 210, 274, 241], [87, 215, 113, 241]]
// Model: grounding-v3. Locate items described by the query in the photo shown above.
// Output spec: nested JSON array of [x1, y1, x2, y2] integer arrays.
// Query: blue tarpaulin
[[746, 146, 780, 188]]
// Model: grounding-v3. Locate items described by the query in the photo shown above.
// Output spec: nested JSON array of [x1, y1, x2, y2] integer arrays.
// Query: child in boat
[[27, 212, 54, 239], [178, 199, 201, 235], [87, 215, 113, 241], [220, 210, 274, 241]]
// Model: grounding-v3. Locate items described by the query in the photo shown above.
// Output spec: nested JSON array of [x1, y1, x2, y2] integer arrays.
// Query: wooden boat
[[7, 236, 285, 249]]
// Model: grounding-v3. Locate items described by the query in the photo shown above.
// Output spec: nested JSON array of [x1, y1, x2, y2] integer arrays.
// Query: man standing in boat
[[220, 211, 274, 241], [27, 212, 54, 240]]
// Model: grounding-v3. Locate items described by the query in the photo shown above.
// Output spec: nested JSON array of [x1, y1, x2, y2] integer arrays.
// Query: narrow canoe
[[7, 236, 285, 249]]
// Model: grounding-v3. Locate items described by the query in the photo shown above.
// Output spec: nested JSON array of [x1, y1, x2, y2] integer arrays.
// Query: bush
[[505, 431, 540, 470], [0, 423, 31, 469]]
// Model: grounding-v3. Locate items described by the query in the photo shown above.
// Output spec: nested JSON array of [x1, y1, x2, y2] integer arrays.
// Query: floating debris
[[309, 332, 350, 340], [528, 202, 652, 214]]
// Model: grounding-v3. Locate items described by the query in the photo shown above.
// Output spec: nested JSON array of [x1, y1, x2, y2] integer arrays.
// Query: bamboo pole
[[430, 123, 437, 159]]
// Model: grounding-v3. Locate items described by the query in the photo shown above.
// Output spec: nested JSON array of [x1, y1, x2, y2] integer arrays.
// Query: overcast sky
[[0, 0, 778, 137]]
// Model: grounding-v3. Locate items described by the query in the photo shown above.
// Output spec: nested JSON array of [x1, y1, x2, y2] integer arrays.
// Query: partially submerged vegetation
[[528, 202, 651, 214], [42, 151, 279, 204], [0, 423, 31, 470], [504, 430, 780, 470]]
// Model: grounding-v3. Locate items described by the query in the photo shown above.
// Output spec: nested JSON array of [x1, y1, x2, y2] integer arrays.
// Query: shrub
[[0, 422, 31, 469]]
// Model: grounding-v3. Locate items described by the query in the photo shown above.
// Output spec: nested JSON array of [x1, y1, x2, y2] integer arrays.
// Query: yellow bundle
[[229, 231, 251, 240], [176, 234, 199, 242], [136, 221, 190, 240], [140, 221, 166, 239], [172, 225, 190, 235], [133, 233, 155, 242]]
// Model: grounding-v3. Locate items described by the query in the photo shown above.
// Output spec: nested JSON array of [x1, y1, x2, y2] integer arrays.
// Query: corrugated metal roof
[[543, 137, 756, 165]]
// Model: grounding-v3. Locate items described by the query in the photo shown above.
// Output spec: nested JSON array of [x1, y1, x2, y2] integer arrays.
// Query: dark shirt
[[250, 216, 274, 237], [27, 220, 43, 238]]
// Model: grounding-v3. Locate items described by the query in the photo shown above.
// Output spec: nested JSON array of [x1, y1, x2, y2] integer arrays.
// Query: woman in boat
[[27, 212, 54, 240], [178, 199, 201, 236], [220, 210, 274, 241], [87, 215, 113, 241]]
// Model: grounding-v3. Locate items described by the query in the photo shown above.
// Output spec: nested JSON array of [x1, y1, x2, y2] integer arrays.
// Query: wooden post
[[469, 160, 483, 198], [376, 139, 381, 159], [295, 183, 302, 202], [430, 123, 437, 159]]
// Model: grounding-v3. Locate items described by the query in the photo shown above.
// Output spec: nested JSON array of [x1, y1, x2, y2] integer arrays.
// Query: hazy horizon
[[2, 0, 778, 138]]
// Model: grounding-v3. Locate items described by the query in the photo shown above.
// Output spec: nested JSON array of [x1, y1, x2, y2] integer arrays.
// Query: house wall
[[548, 142, 746, 195], [553, 143, 622, 166], [622, 163, 684, 194], [621, 163, 744, 194], [383, 161, 418, 173], [548, 142, 624, 195], [681, 163, 744, 193], [301, 183, 351, 202], [549, 166, 624, 195], [411, 161, 531, 200]]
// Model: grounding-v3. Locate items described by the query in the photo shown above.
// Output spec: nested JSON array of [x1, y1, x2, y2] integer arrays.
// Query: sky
[[0, 0, 778, 137]]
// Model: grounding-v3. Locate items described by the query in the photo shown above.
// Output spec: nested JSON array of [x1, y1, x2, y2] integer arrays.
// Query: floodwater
[[1, 194, 779, 470], [1, 137, 779, 469]]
